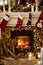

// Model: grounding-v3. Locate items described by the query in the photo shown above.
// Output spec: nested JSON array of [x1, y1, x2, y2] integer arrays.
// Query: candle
[[37, 53, 40, 59], [40, 48, 43, 60], [31, 5, 34, 12], [37, 60, 40, 64], [7, 0, 11, 12], [35, 0, 39, 12], [3, 0, 5, 12], [29, 52, 32, 61], [40, 48, 43, 65]]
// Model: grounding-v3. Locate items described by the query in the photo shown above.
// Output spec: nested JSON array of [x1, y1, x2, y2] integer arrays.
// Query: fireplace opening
[[11, 30, 34, 57]]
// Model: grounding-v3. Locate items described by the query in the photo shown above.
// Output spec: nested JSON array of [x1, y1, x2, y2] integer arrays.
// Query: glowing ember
[[38, 53, 40, 58]]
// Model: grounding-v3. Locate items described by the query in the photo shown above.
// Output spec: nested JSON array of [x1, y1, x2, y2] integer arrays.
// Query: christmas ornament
[[27, 13, 32, 26], [36, 12, 43, 29], [0, 14, 10, 32], [16, 15, 23, 31], [37, 22, 42, 28]]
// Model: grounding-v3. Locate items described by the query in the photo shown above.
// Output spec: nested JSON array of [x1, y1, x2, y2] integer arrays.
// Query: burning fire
[[16, 36, 30, 48]]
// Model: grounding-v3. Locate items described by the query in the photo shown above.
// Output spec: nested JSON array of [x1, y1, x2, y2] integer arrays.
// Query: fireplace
[[11, 30, 34, 56]]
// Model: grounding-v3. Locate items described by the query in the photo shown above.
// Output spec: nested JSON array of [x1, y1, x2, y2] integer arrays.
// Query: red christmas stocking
[[36, 12, 43, 29], [16, 16, 23, 31], [27, 13, 32, 26], [0, 14, 10, 32]]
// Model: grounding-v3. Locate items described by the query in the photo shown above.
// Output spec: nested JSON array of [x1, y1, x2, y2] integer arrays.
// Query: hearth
[[11, 30, 34, 57]]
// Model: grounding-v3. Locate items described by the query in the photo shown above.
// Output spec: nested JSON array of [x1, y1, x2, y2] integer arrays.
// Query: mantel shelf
[[0, 12, 41, 17], [0, 12, 41, 26]]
